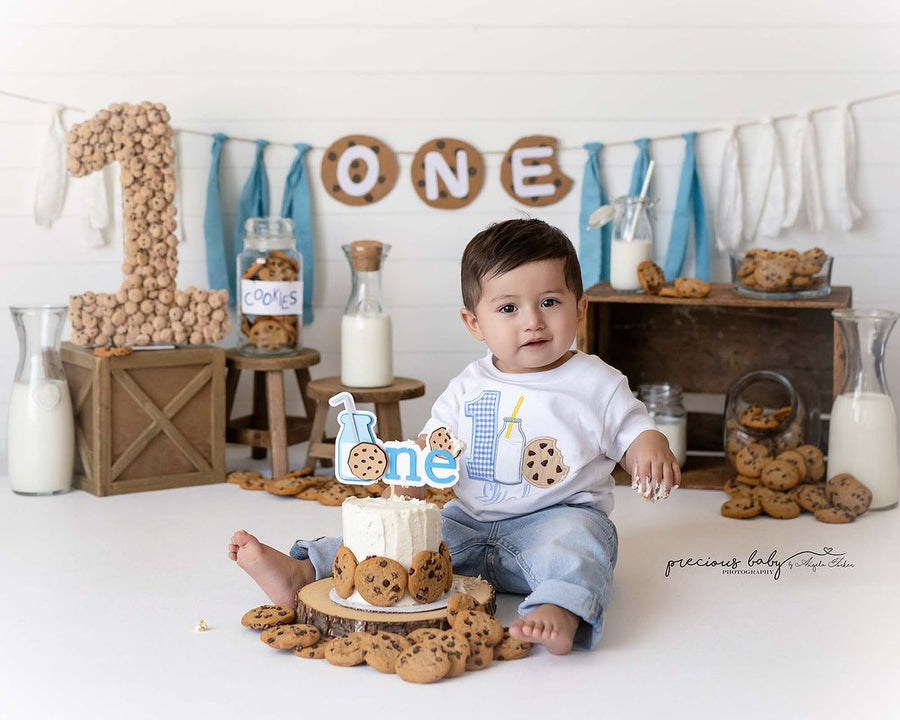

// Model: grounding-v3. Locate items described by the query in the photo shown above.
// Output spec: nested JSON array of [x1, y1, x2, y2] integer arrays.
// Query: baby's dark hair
[[461, 218, 583, 312]]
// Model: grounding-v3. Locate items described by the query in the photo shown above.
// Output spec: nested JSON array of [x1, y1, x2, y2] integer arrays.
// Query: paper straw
[[625, 159, 655, 243], [505, 395, 525, 438]]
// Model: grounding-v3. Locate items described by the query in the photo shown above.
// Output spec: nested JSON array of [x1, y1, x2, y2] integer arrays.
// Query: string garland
[[2, 86, 899, 156]]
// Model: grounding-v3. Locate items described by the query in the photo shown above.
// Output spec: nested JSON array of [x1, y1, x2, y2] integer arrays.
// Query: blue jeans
[[290, 502, 618, 650]]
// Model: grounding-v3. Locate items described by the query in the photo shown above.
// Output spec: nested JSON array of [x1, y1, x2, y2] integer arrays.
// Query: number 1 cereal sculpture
[[66, 101, 230, 347]]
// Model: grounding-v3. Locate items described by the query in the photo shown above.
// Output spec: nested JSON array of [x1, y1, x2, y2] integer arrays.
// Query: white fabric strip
[[33, 105, 67, 227], [714, 125, 743, 251], [81, 166, 110, 247], [782, 112, 824, 233], [744, 117, 786, 241], [835, 103, 863, 231]]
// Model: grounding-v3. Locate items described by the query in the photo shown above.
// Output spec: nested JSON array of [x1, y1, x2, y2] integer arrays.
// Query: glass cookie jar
[[237, 217, 303, 355], [722, 370, 820, 471]]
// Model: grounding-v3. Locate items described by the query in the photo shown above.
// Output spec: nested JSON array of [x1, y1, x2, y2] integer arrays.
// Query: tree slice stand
[[296, 575, 496, 638]]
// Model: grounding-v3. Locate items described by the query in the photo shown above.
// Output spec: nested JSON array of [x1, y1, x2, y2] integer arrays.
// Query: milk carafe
[[609, 196, 655, 292], [341, 241, 393, 388], [7, 305, 74, 495], [827, 308, 900, 509]]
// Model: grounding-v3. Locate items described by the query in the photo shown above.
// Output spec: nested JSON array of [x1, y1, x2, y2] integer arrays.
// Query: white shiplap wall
[[1, 0, 899, 471]]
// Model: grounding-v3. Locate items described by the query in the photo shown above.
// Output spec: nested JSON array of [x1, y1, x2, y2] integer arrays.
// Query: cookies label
[[411, 138, 484, 209], [240, 280, 302, 315], [330, 392, 464, 488], [500, 135, 573, 206]]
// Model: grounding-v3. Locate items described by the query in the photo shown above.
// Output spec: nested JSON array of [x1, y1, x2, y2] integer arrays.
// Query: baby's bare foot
[[228, 530, 315, 609], [508, 604, 579, 655]]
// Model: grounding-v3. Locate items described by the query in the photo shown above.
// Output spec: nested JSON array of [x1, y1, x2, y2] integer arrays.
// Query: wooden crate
[[61, 343, 226, 495], [577, 283, 852, 490]]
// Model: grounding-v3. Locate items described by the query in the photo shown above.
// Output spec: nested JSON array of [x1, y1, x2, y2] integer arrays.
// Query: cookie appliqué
[[348, 442, 387, 481], [522, 436, 570, 488]]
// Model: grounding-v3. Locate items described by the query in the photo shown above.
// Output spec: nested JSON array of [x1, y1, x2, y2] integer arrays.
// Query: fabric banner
[[578, 142, 611, 287]]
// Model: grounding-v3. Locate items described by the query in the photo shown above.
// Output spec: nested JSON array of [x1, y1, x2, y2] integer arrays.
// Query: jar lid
[[243, 217, 295, 249], [348, 240, 384, 272]]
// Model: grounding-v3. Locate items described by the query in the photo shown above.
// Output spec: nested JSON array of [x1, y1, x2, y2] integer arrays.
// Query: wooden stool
[[304, 376, 426, 469], [224, 347, 320, 478]]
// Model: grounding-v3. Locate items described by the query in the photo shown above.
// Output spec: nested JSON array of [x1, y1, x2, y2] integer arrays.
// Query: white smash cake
[[334, 495, 453, 608]]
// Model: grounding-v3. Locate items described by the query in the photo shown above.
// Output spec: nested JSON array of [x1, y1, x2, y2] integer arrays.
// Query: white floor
[[1, 447, 899, 720]]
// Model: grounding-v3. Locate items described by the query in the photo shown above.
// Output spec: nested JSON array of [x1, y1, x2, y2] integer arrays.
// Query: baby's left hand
[[624, 430, 681, 502]]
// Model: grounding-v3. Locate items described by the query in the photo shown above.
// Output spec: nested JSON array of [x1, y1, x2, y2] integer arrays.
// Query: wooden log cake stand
[[224, 347, 321, 479], [577, 282, 852, 490], [61, 343, 226, 496], [304, 376, 426, 469], [296, 576, 495, 638]]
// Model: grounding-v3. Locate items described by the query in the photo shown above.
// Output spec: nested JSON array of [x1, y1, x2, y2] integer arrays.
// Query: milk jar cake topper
[[329, 392, 464, 489]]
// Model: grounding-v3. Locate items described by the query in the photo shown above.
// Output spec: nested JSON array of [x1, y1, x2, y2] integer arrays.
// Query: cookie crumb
[[194, 619, 209, 632]]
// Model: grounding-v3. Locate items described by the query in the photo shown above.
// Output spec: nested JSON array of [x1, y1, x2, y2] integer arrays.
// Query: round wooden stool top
[[225, 347, 320, 371], [306, 376, 425, 403]]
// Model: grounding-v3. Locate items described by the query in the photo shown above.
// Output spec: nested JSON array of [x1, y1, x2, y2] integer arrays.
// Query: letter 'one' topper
[[329, 392, 464, 488]]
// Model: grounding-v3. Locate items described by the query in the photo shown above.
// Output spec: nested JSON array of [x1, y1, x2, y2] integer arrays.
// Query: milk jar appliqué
[[7, 305, 75, 495], [827, 308, 900, 509], [341, 241, 393, 388]]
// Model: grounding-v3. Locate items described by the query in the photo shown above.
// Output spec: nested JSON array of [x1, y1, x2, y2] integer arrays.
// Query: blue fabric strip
[[230, 139, 271, 305], [280, 143, 315, 324], [202, 133, 229, 295], [663, 132, 710, 281], [578, 142, 611, 287], [629, 138, 652, 196]]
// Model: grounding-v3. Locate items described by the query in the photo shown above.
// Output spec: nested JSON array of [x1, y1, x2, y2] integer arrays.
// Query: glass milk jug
[[341, 241, 393, 388], [827, 308, 900, 509], [7, 305, 75, 495], [609, 196, 655, 292], [639, 383, 687, 467]]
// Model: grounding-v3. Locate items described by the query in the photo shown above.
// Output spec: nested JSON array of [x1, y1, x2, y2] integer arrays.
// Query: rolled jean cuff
[[518, 579, 607, 650], [289, 536, 342, 580]]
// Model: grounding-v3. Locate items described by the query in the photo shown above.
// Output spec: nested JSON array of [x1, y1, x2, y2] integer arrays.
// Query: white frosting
[[342, 495, 442, 570]]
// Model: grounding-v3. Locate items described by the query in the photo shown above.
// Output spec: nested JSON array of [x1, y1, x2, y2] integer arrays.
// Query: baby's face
[[460, 259, 586, 374]]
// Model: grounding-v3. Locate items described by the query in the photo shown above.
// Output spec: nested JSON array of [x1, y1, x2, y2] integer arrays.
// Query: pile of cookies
[[240, 249, 301, 351], [241, 592, 531, 683], [725, 403, 805, 469], [66, 102, 230, 347], [637, 261, 711, 298], [225, 468, 457, 508], [720, 442, 872, 523], [733, 247, 829, 293]]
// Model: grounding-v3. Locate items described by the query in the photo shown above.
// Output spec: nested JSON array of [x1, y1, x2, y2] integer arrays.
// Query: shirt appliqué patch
[[521, 436, 570, 488]]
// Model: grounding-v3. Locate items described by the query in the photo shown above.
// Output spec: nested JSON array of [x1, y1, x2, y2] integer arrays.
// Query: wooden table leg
[[294, 367, 316, 421], [374, 402, 403, 441], [305, 400, 332, 470], [266, 370, 288, 478], [251, 371, 268, 460]]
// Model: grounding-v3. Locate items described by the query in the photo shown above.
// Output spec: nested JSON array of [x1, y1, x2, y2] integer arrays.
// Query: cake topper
[[329, 392, 464, 488]]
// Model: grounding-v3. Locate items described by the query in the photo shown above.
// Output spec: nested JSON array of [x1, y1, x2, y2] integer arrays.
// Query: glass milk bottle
[[494, 417, 525, 485], [7, 305, 74, 495], [827, 308, 900, 509], [609, 196, 655, 292], [639, 383, 687, 467], [341, 241, 393, 387]]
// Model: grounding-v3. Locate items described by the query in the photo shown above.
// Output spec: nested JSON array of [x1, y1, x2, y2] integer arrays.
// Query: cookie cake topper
[[328, 392, 464, 488]]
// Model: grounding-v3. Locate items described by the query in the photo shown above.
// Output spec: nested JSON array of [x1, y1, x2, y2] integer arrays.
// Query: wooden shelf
[[579, 283, 852, 490]]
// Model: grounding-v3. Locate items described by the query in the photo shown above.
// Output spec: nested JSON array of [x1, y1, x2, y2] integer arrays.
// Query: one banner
[[202, 133, 230, 298], [715, 125, 743, 251], [280, 142, 315, 324], [663, 132, 710, 281], [629, 138, 652, 197], [782, 113, 824, 233], [835, 104, 863, 231], [33, 104, 67, 228], [579, 142, 611, 287], [744, 118, 785, 241]]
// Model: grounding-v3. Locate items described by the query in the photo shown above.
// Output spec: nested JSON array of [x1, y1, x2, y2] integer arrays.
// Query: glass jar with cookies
[[237, 217, 303, 355], [723, 370, 821, 473]]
